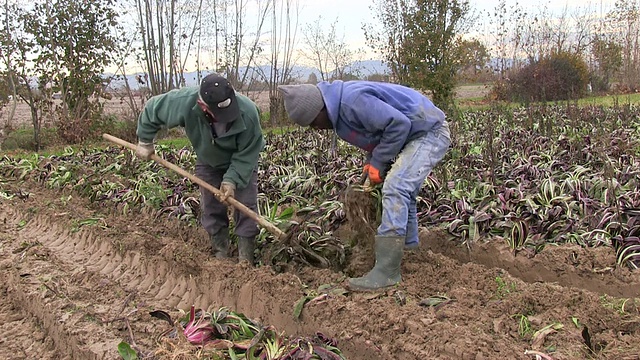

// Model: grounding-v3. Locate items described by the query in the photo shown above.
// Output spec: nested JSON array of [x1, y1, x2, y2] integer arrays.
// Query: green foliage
[[117, 341, 138, 360], [591, 38, 623, 92], [454, 38, 491, 82], [0, 75, 10, 104], [3, 105, 640, 271], [505, 52, 590, 103], [364, 0, 472, 109], [1, 127, 59, 151], [512, 314, 533, 338], [20, 0, 121, 143], [495, 276, 517, 298]]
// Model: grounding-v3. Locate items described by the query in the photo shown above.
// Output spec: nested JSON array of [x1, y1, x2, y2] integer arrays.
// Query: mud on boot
[[210, 229, 230, 259], [237, 236, 255, 265], [348, 235, 403, 291]]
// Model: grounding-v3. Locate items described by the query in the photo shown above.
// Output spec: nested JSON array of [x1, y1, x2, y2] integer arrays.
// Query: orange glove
[[363, 164, 383, 185]]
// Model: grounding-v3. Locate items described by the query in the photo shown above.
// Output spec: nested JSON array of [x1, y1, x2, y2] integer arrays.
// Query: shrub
[[0, 127, 57, 151], [502, 51, 590, 103], [56, 113, 139, 145]]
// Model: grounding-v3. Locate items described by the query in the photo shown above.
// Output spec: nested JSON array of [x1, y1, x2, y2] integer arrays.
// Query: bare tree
[[197, 0, 270, 90], [134, 0, 204, 95], [0, 0, 18, 131], [569, 4, 597, 55], [487, 0, 527, 76], [110, 6, 147, 123], [302, 16, 355, 81], [363, 0, 412, 84], [605, 0, 640, 89], [254, 0, 299, 125], [521, 3, 596, 60]]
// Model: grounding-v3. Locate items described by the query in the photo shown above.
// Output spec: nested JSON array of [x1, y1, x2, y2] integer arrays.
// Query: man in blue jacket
[[278, 81, 450, 291]]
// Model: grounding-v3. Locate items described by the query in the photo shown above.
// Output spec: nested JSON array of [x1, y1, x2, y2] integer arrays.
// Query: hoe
[[103, 133, 375, 248]]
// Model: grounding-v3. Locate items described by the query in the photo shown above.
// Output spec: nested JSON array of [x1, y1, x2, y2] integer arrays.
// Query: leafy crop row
[[1, 104, 639, 269]]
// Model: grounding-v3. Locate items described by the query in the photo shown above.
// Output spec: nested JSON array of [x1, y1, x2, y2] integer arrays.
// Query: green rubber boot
[[404, 242, 419, 251], [210, 229, 230, 259], [348, 235, 404, 291], [237, 236, 255, 265]]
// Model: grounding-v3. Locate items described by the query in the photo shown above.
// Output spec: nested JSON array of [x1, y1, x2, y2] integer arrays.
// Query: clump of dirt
[[341, 185, 378, 276], [342, 186, 377, 241]]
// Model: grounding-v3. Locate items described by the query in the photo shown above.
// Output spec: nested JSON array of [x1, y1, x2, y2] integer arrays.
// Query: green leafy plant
[[2, 105, 640, 272], [70, 217, 108, 233], [495, 276, 517, 298], [571, 316, 581, 328], [512, 314, 533, 338], [117, 341, 138, 360], [600, 295, 634, 314], [17, 219, 27, 229]]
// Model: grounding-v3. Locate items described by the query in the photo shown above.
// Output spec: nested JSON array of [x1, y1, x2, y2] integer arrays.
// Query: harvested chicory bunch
[[150, 306, 346, 359], [183, 305, 215, 345]]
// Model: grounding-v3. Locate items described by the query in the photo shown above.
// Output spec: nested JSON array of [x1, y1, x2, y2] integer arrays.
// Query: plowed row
[[1, 180, 639, 359]]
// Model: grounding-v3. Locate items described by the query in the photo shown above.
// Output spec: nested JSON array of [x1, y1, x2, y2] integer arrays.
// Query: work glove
[[363, 164, 384, 185], [220, 181, 236, 203], [135, 141, 155, 160]]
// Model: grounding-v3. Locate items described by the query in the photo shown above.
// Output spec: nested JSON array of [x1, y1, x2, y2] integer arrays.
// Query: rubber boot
[[210, 229, 230, 259], [404, 241, 419, 251], [237, 236, 255, 265], [348, 235, 403, 291]]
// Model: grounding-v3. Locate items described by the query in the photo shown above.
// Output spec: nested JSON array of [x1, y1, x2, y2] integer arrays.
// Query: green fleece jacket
[[136, 87, 264, 189]]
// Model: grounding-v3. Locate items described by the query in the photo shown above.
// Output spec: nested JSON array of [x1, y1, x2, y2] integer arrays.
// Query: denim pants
[[195, 160, 260, 238], [377, 122, 451, 246]]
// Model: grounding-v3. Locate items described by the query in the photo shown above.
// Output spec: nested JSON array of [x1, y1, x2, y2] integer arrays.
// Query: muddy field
[[1, 177, 639, 360], [2, 85, 640, 359]]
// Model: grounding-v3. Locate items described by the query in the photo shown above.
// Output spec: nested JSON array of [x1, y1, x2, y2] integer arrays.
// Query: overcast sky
[[295, 0, 617, 59], [105, 0, 619, 73]]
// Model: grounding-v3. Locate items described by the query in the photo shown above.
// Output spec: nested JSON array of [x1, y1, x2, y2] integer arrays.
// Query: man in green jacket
[[135, 73, 265, 264]]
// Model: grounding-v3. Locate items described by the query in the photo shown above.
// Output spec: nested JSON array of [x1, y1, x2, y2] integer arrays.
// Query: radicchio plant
[[183, 305, 215, 345]]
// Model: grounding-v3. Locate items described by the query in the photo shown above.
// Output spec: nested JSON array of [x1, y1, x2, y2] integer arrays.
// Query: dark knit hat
[[200, 73, 240, 123], [277, 84, 324, 126]]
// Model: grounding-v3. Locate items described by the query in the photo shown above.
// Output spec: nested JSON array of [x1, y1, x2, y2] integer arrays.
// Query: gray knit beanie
[[277, 84, 324, 126]]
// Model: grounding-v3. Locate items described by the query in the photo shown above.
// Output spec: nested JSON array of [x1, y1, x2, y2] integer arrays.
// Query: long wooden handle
[[102, 133, 285, 240]]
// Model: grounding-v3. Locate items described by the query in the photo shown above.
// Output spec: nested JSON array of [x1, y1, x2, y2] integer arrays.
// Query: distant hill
[[345, 60, 390, 77], [106, 60, 391, 90]]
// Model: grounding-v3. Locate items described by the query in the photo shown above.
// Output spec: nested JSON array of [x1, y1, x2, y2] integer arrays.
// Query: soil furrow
[[2, 185, 640, 359], [2, 205, 390, 358], [424, 230, 640, 298], [0, 283, 65, 360]]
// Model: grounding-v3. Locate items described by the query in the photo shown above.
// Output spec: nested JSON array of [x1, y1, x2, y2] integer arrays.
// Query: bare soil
[[1, 178, 639, 360]]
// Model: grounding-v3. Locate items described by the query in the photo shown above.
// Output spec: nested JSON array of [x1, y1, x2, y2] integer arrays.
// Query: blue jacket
[[317, 80, 445, 171]]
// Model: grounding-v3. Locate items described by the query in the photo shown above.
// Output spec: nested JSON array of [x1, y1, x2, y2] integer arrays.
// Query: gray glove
[[135, 141, 155, 160], [220, 181, 236, 203]]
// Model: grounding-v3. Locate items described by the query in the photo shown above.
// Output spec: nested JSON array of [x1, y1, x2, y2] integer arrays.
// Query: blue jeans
[[377, 122, 450, 246]]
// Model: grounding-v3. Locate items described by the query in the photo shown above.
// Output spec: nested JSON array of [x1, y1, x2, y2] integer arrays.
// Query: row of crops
[[1, 104, 639, 269]]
